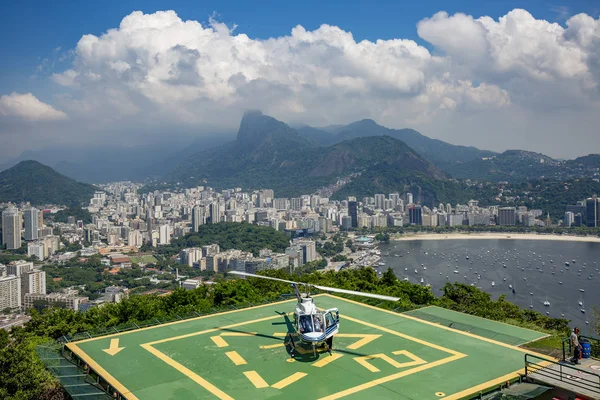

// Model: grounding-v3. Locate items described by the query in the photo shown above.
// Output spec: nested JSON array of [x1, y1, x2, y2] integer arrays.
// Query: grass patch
[[130, 255, 158, 264]]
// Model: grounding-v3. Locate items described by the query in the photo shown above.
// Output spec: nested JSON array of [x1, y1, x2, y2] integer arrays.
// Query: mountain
[[443, 150, 567, 182], [0, 161, 97, 206], [297, 119, 497, 169], [162, 111, 445, 198], [0, 136, 234, 184]]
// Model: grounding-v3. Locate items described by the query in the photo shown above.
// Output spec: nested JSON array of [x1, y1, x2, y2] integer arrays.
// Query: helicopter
[[227, 271, 400, 358]]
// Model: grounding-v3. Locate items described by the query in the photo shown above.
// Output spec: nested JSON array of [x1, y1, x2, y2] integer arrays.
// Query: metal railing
[[525, 353, 600, 397]]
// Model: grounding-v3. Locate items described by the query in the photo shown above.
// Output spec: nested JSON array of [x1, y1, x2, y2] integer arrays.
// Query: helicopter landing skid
[[287, 333, 296, 358]]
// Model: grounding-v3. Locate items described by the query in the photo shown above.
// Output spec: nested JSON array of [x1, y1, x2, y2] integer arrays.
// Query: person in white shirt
[[570, 327, 581, 365]]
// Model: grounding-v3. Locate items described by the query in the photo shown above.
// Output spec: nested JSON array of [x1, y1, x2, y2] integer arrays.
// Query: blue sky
[[1, 0, 596, 97], [1, 0, 600, 159]]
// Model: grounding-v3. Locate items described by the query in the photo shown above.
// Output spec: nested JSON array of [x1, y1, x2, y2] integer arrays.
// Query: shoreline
[[391, 232, 600, 243]]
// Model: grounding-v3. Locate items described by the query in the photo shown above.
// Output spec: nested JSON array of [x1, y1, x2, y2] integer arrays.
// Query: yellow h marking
[[271, 372, 307, 389], [225, 351, 247, 366], [336, 334, 381, 350], [244, 371, 269, 388], [313, 353, 343, 368]]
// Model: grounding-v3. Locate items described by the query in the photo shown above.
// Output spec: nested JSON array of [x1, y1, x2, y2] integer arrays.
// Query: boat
[[405, 267, 408, 271], [543, 296, 550, 307], [414, 269, 418, 274], [420, 278, 424, 284], [491, 281, 495, 287], [378, 262, 385, 266], [559, 281, 562, 285], [565, 262, 569, 266], [580, 288, 585, 292], [509, 284, 513, 289], [453, 270, 459, 274]]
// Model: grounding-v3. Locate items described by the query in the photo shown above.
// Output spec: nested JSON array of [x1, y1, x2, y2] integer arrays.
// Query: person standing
[[570, 327, 581, 364]]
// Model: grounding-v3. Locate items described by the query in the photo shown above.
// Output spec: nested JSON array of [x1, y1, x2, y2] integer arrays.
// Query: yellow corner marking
[[313, 353, 343, 368], [225, 351, 247, 366], [354, 353, 406, 372], [319, 353, 463, 400], [141, 343, 234, 400], [330, 295, 556, 361], [67, 343, 139, 400], [211, 336, 229, 348], [244, 371, 269, 388], [391, 350, 427, 367], [342, 315, 463, 357], [71, 296, 299, 344], [260, 343, 285, 349], [335, 334, 381, 350], [271, 372, 307, 389], [102, 338, 125, 356]]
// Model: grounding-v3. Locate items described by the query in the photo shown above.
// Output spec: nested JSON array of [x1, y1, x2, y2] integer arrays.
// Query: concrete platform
[[66, 295, 551, 400], [526, 356, 600, 399]]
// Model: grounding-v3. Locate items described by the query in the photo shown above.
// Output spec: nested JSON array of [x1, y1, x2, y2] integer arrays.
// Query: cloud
[[0, 92, 68, 121], [4, 8, 600, 159]]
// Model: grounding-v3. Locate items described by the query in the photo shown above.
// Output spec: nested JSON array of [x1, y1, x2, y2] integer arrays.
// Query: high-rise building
[[27, 242, 45, 260], [273, 198, 289, 210], [585, 196, 599, 227], [389, 193, 400, 207], [409, 206, 422, 225], [210, 202, 221, 224], [2, 207, 21, 250], [405, 193, 414, 205], [564, 211, 574, 228], [498, 207, 516, 226], [290, 198, 303, 211], [374, 194, 385, 210], [0, 275, 21, 310], [7, 261, 33, 277], [348, 201, 358, 228], [158, 225, 170, 245], [191, 206, 205, 232], [127, 230, 143, 247], [23, 207, 39, 241], [20, 269, 46, 303]]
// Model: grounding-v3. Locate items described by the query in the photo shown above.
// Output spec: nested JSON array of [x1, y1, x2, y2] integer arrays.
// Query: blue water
[[379, 239, 600, 336]]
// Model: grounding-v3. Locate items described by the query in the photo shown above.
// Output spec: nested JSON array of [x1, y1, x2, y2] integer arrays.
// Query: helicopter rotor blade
[[227, 270, 298, 285], [311, 285, 400, 302], [227, 271, 399, 302]]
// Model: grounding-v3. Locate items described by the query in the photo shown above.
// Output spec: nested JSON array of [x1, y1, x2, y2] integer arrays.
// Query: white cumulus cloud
[[4, 8, 600, 159], [0, 92, 68, 121]]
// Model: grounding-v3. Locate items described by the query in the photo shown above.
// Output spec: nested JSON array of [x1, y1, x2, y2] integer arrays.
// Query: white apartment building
[[0, 275, 21, 310]]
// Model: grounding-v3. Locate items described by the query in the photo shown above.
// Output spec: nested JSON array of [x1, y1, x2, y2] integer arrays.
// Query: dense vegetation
[[145, 222, 290, 257], [0, 161, 96, 206], [2, 267, 583, 399], [51, 207, 93, 224]]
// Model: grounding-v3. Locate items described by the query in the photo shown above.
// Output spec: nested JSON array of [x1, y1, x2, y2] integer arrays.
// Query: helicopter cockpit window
[[299, 315, 313, 333], [313, 315, 324, 333], [325, 312, 335, 328]]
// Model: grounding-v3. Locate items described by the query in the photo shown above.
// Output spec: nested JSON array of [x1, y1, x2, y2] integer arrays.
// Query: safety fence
[[524, 353, 600, 398]]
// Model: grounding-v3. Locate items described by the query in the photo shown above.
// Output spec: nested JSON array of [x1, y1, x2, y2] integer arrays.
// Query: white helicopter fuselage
[[293, 296, 339, 344]]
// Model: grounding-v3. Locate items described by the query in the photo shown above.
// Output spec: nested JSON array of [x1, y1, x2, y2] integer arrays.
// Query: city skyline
[[1, 1, 600, 161]]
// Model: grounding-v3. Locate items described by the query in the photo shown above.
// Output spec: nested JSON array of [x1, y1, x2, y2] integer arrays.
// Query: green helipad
[[67, 295, 551, 400]]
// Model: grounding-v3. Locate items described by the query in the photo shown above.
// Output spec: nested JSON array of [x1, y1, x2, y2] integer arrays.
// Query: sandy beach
[[392, 232, 600, 243]]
